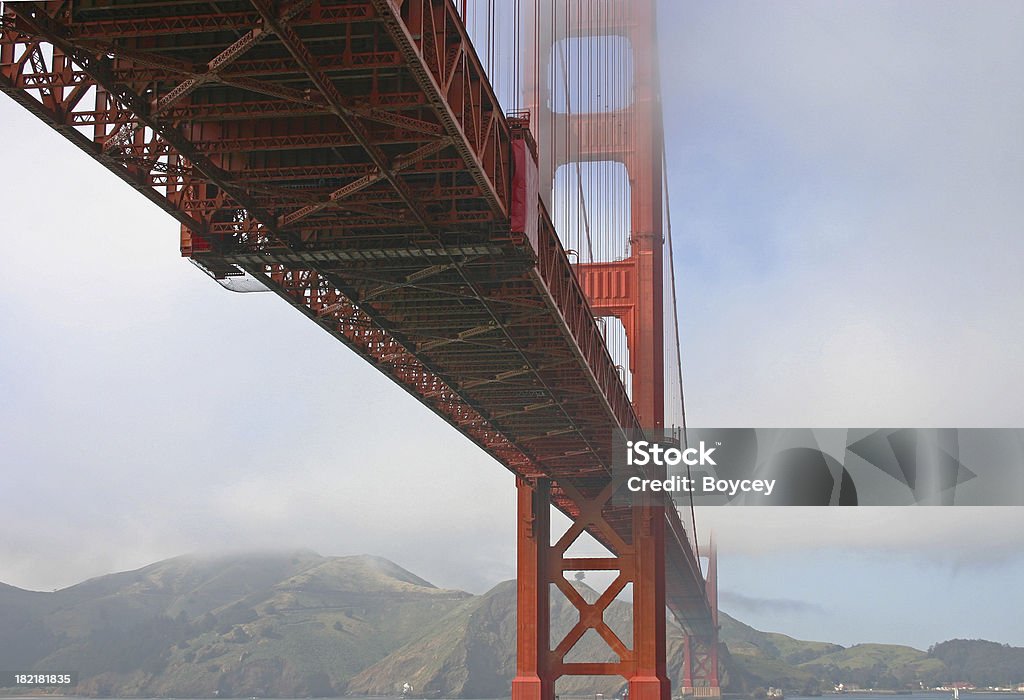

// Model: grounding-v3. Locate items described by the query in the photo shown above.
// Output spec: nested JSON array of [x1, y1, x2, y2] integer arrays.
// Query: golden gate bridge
[[0, 2, 720, 698]]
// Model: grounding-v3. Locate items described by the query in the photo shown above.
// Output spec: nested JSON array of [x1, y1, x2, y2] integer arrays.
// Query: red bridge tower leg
[[513, 478, 554, 700]]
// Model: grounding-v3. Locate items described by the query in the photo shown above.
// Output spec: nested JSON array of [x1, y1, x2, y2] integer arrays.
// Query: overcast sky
[[1, 1, 1023, 651]]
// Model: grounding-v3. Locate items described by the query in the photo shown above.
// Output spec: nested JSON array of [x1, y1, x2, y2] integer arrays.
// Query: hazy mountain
[[719, 612, 843, 664], [0, 551, 470, 697], [714, 613, 833, 694], [1, 552, 1018, 697]]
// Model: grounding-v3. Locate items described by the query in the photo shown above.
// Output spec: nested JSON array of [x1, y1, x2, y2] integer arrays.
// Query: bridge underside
[[1, 0, 715, 694]]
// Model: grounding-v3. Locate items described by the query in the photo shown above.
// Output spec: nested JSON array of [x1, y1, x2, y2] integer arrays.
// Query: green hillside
[[928, 639, 1024, 686], [719, 610, 843, 664], [797, 643, 948, 689], [2, 552, 1020, 697], [0, 551, 470, 697], [715, 616, 959, 691]]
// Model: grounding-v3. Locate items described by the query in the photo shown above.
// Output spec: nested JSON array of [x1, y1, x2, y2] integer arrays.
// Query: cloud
[[690, 507, 1024, 568], [719, 590, 826, 617]]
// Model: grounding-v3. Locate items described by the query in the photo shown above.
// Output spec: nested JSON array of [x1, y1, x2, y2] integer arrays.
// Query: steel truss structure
[[1, 2, 717, 699]]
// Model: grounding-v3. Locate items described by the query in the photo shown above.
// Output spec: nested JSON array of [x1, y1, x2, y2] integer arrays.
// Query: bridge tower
[[683, 539, 721, 697], [513, 2, 687, 700]]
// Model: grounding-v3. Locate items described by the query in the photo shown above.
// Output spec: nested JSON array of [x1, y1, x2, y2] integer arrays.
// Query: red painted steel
[[512, 477, 554, 700], [521, 0, 717, 697], [0, 2, 716, 697]]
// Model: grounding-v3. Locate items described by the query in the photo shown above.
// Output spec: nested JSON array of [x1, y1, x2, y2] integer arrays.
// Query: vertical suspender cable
[[663, 136, 699, 570], [557, 36, 594, 262]]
